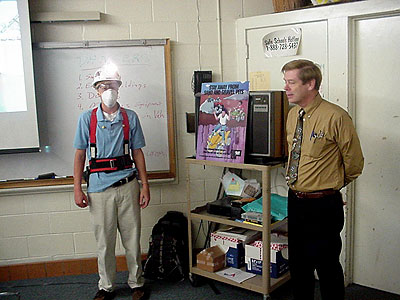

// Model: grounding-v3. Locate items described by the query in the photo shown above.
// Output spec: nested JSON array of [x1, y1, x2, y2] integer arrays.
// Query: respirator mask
[[101, 89, 118, 108]]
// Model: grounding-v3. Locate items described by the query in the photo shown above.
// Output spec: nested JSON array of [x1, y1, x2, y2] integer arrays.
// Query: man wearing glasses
[[73, 62, 150, 300], [282, 59, 364, 300]]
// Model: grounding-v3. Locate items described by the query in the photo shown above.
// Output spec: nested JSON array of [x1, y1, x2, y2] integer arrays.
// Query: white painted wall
[[236, 0, 400, 294], [0, 0, 274, 266]]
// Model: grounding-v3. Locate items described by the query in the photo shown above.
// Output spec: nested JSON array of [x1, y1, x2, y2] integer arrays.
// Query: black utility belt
[[89, 155, 133, 173]]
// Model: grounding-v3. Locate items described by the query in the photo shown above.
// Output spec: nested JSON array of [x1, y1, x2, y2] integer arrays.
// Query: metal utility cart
[[186, 158, 289, 300]]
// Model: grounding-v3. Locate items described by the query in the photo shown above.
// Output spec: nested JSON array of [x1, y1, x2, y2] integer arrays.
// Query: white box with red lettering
[[210, 227, 261, 268], [245, 234, 289, 278]]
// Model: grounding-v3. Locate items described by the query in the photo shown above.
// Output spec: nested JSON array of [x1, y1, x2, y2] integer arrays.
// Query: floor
[[1, 271, 400, 300]]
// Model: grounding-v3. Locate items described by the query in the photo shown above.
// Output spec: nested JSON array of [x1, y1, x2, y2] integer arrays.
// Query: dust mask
[[101, 89, 118, 108]]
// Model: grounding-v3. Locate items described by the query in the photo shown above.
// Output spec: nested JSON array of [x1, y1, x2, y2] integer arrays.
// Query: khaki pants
[[89, 179, 144, 291]]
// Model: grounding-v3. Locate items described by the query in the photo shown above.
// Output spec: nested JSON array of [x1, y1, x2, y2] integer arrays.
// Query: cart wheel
[[188, 272, 204, 287]]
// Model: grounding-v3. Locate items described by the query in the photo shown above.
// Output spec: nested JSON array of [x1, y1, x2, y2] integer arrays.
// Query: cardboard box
[[210, 228, 261, 268], [196, 245, 226, 272], [245, 235, 289, 278]]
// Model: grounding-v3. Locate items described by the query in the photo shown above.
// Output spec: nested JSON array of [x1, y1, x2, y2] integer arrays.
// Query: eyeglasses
[[97, 82, 120, 91]]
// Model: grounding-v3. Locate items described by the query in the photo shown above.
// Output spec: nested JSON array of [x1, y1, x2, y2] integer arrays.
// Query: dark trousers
[[288, 189, 345, 300]]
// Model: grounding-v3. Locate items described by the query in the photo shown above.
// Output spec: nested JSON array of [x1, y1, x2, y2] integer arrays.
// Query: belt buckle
[[123, 177, 129, 184], [110, 160, 115, 169], [295, 191, 304, 198]]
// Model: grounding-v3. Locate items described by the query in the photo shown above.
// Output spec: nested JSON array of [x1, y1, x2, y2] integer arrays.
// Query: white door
[[353, 14, 400, 295]]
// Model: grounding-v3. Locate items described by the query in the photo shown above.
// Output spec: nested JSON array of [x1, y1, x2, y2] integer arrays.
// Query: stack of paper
[[216, 267, 256, 283]]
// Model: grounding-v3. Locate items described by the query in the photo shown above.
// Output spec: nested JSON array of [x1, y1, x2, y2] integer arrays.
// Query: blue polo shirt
[[74, 104, 145, 193]]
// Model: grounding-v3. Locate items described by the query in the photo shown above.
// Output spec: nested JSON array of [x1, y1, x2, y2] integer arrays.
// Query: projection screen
[[0, 0, 39, 153]]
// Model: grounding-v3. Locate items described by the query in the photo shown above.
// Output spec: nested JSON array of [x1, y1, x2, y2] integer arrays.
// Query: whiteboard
[[0, 39, 176, 185]]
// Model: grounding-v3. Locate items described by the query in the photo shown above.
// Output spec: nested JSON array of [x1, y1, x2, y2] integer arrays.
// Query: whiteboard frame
[[0, 38, 176, 189]]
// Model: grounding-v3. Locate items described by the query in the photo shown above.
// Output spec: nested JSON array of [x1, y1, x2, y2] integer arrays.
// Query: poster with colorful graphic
[[196, 81, 249, 163]]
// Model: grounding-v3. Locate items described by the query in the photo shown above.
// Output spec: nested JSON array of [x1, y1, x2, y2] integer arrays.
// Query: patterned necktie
[[286, 108, 305, 185]]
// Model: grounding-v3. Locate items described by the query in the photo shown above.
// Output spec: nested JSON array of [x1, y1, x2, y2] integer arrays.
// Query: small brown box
[[196, 246, 226, 272]]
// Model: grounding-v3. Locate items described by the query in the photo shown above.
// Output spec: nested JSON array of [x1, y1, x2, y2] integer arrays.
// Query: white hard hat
[[92, 62, 122, 88]]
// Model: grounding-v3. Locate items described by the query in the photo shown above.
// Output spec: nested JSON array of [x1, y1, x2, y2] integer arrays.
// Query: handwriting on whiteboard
[[146, 150, 167, 158], [78, 53, 151, 69], [75, 69, 149, 110]]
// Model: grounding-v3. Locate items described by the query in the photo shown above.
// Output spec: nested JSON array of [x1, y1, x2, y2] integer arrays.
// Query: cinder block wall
[[0, 0, 274, 270]]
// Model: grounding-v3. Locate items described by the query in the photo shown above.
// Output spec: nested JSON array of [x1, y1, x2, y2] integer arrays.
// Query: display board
[[0, 39, 175, 188]]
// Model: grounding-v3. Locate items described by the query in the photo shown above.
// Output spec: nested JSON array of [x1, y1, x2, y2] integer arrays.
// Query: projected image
[[0, 0, 27, 113]]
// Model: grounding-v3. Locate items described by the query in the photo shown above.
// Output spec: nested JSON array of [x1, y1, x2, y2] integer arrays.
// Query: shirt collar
[[300, 93, 323, 117], [97, 103, 122, 122], [96, 103, 106, 121]]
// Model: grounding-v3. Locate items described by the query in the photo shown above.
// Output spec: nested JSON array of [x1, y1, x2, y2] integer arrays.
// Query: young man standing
[[282, 59, 364, 300], [74, 63, 150, 300]]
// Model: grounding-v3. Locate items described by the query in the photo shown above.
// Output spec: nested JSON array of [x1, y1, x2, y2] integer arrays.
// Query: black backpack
[[143, 211, 189, 282]]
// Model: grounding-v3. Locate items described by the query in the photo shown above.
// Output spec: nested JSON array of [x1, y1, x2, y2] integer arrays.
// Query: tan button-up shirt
[[286, 94, 364, 192]]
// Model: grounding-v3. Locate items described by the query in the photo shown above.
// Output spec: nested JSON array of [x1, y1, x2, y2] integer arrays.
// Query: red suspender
[[120, 107, 130, 155], [90, 108, 98, 145], [90, 108, 98, 159], [121, 107, 129, 139]]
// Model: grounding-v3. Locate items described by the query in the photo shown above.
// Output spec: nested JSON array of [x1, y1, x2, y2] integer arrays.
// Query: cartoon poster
[[196, 81, 249, 163]]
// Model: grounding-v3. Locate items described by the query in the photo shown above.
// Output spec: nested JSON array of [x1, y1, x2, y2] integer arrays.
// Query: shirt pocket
[[308, 138, 326, 158], [308, 132, 338, 160]]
